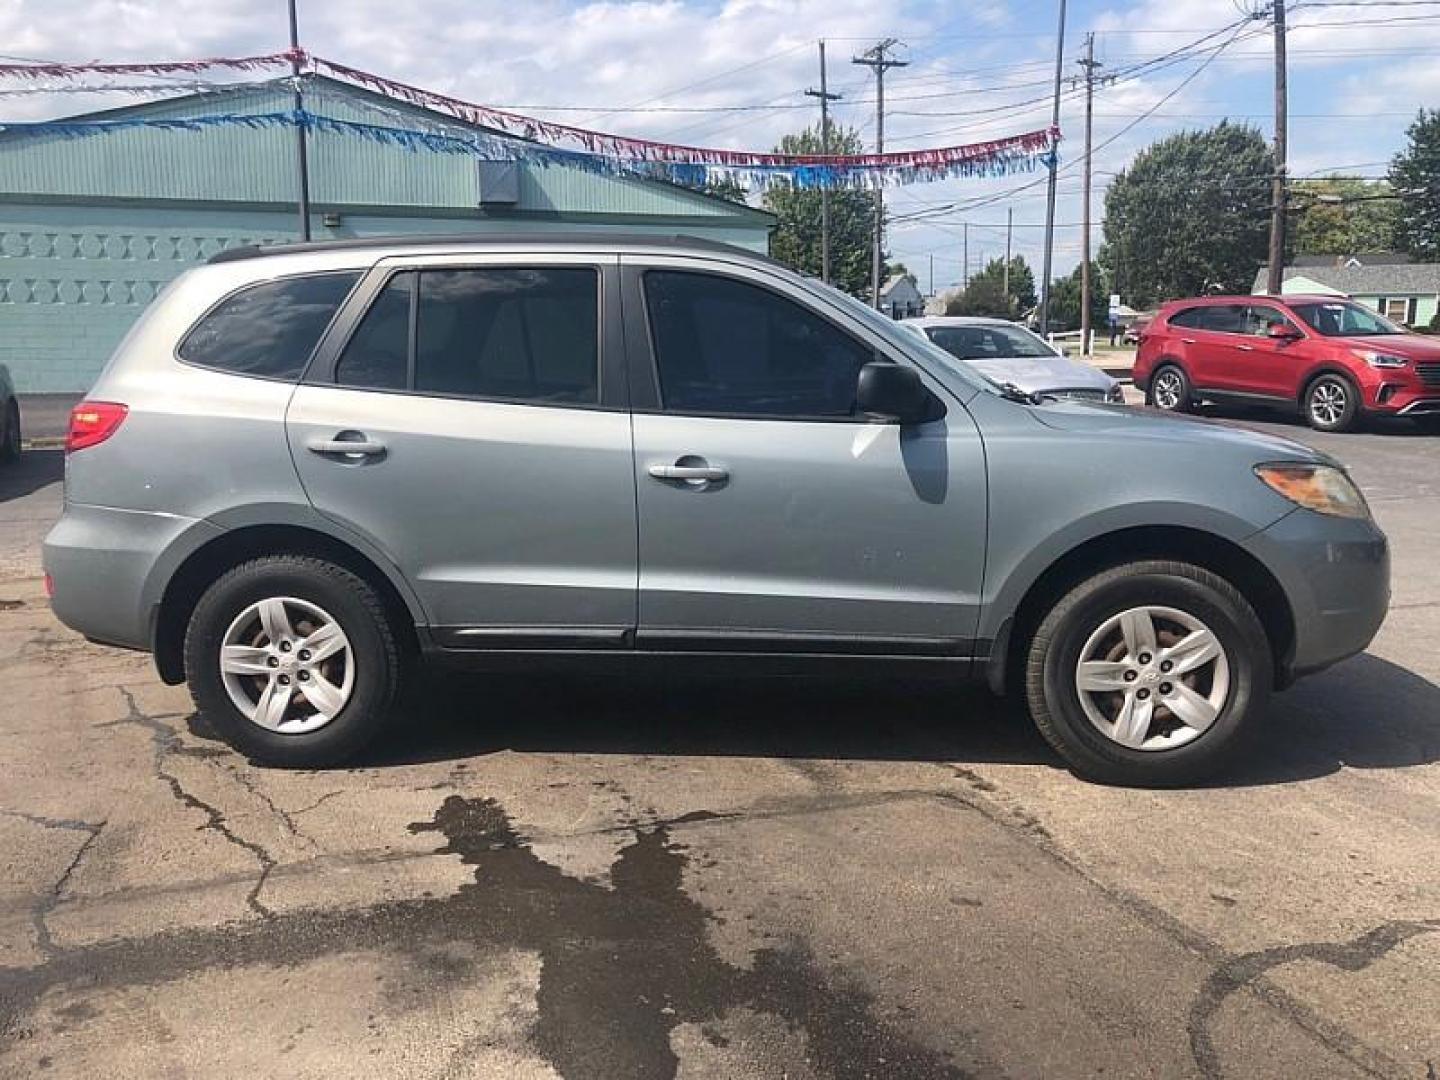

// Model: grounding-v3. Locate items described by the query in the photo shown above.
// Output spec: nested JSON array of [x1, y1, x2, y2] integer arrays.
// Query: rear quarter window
[[178, 272, 361, 381]]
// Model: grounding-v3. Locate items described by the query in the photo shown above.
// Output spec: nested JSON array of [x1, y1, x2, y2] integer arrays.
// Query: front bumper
[[43, 502, 215, 652], [1243, 507, 1390, 681]]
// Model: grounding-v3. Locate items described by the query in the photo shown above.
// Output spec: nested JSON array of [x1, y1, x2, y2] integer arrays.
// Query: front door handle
[[649, 464, 728, 482], [307, 434, 386, 458], [1236, 344, 1254, 351], [1181, 337, 1197, 345]]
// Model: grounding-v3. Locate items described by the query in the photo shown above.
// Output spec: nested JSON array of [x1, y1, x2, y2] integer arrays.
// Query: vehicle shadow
[[343, 651, 1440, 787], [0, 448, 63, 504], [1219, 652, 1440, 786], [1196, 402, 1430, 438], [356, 668, 1063, 770]]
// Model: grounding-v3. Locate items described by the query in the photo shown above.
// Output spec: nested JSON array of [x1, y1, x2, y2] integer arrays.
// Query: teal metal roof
[[0, 76, 773, 226]]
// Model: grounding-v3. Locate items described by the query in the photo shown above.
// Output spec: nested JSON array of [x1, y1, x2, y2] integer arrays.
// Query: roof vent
[[477, 161, 520, 206]]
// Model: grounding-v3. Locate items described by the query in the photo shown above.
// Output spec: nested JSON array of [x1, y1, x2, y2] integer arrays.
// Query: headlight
[[1107, 384, 1126, 403], [1351, 349, 1408, 369], [1254, 463, 1371, 520]]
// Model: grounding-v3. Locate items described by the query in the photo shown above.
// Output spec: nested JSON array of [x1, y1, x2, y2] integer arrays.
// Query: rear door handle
[[648, 464, 728, 482], [307, 435, 386, 458], [1236, 344, 1254, 351], [1181, 338, 1197, 345]]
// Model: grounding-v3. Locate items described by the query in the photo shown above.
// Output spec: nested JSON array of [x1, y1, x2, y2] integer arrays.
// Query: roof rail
[[206, 231, 776, 266]]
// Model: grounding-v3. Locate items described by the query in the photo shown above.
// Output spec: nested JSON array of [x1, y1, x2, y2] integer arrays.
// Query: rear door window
[[179, 272, 360, 381], [1196, 305, 1248, 335], [1167, 307, 1208, 330], [336, 273, 412, 390]]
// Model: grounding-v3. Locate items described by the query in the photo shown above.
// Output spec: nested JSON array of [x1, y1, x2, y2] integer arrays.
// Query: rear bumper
[[1242, 508, 1390, 681], [43, 502, 215, 652]]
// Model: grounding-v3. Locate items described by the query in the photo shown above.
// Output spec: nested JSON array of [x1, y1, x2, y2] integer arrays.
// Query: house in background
[[1252, 254, 1440, 327], [879, 273, 925, 319], [0, 76, 775, 393]]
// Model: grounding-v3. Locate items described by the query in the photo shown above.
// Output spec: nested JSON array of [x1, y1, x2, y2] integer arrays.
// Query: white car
[[901, 316, 1123, 403]]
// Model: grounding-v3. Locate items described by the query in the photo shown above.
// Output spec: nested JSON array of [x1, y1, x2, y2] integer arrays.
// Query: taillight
[[66, 401, 128, 453]]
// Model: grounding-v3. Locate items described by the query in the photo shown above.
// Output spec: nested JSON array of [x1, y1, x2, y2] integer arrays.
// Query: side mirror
[[1267, 322, 1300, 340], [857, 361, 932, 424]]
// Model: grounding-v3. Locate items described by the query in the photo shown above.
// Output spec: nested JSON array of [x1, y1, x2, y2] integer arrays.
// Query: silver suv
[[44, 234, 1390, 785]]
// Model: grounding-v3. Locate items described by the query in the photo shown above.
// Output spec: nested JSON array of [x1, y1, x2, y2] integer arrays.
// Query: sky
[[1, 0, 1436, 298]]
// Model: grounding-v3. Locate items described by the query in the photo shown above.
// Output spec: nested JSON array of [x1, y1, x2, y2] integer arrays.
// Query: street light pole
[[287, 0, 311, 241]]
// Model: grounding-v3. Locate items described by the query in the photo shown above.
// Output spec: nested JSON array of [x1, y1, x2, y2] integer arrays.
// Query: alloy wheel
[[1152, 371, 1183, 410], [1074, 605, 1230, 751], [1309, 380, 1347, 427], [219, 596, 355, 734]]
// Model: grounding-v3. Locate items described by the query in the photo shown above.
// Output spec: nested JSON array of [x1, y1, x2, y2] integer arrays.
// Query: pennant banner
[[0, 50, 300, 80], [0, 107, 1055, 190], [308, 55, 1058, 173]]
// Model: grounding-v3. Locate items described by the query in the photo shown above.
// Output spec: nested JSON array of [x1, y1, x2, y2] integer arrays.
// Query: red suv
[[1134, 294, 1440, 432]]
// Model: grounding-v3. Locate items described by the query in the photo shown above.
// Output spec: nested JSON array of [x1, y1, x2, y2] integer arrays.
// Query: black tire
[[184, 555, 401, 767], [1024, 560, 1271, 787], [0, 400, 19, 463], [1146, 363, 1192, 413], [1303, 373, 1360, 433]]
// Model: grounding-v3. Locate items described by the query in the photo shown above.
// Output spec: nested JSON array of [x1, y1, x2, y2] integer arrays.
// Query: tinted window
[[336, 273, 412, 389], [1168, 307, 1208, 329], [414, 268, 598, 403], [645, 270, 872, 417], [1197, 304, 1248, 334], [1245, 305, 1299, 337], [179, 272, 359, 380]]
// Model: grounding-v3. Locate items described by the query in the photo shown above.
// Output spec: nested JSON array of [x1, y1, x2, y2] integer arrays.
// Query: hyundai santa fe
[[1135, 294, 1440, 432], [44, 235, 1390, 785]]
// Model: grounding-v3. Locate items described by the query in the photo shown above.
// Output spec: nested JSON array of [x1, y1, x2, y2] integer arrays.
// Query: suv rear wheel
[[1024, 560, 1270, 786], [1146, 364, 1191, 413], [1304, 373, 1359, 433], [184, 555, 401, 767]]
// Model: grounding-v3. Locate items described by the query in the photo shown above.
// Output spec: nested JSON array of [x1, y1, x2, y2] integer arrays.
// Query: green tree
[[1292, 178, 1398, 255], [1047, 262, 1109, 332], [763, 125, 880, 298], [697, 175, 748, 205], [1390, 109, 1440, 259], [946, 276, 1011, 318], [947, 255, 1036, 317], [1101, 122, 1272, 307]]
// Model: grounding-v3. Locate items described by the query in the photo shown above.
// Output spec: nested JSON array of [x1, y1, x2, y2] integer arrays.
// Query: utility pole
[[854, 39, 908, 310], [1075, 33, 1110, 354], [1038, 0, 1068, 333], [1266, 0, 1288, 295], [928, 252, 935, 299], [287, 0, 311, 241], [1004, 207, 1013, 312], [962, 222, 969, 290], [806, 41, 842, 285]]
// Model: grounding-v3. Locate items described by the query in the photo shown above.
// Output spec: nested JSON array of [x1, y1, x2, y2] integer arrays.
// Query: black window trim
[[631, 264, 885, 424], [312, 261, 621, 413], [174, 269, 364, 384]]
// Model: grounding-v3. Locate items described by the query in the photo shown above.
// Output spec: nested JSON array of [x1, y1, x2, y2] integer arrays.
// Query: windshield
[[797, 279, 996, 396], [1288, 300, 1406, 337], [924, 324, 1057, 361]]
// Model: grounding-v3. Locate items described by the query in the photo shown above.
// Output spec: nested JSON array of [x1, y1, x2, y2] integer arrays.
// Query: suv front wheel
[[1304, 373, 1359, 433], [1024, 560, 1270, 786], [184, 555, 402, 767]]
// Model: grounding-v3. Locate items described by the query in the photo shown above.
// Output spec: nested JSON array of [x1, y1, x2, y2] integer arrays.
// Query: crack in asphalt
[[115, 688, 277, 919], [1187, 919, 1440, 1080], [0, 809, 106, 960], [938, 762, 1429, 1080], [0, 793, 989, 1079]]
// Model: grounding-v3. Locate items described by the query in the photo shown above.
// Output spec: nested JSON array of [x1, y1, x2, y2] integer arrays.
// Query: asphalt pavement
[[0, 407, 1436, 1079]]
